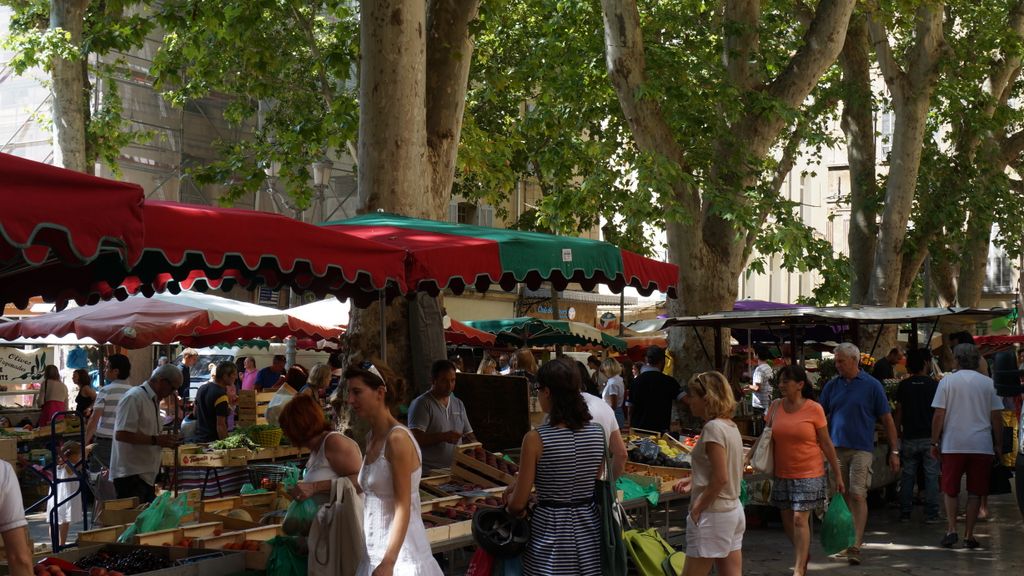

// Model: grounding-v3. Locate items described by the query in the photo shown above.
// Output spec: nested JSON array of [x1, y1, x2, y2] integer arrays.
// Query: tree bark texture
[[345, 1, 477, 445], [358, 0, 429, 215], [601, 0, 855, 377], [50, 0, 91, 173], [865, 2, 944, 309], [839, 13, 878, 305], [426, 0, 479, 212]]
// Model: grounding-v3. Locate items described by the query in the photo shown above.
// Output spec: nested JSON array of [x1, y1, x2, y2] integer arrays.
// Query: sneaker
[[846, 546, 861, 565], [899, 512, 912, 522], [941, 532, 958, 548], [924, 516, 943, 525], [964, 537, 980, 549]]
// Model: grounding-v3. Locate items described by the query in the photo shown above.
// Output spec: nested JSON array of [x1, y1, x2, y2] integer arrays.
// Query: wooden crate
[[238, 391, 276, 408], [661, 433, 692, 454], [77, 524, 127, 544], [621, 472, 661, 496], [0, 438, 17, 463], [178, 448, 248, 467], [423, 472, 496, 494], [200, 496, 242, 514], [134, 527, 183, 547], [195, 525, 281, 570], [419, 495, 460, 514], [453, 443, 516, 487], [423, 499, 474, 538], [420, 514, 453, 544]]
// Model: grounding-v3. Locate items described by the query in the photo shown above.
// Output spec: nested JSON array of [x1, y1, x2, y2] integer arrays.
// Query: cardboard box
[[0, 438, 17, 463]]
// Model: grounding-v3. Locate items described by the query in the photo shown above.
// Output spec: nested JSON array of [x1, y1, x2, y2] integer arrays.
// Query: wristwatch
[[890, 450, 900, 455]]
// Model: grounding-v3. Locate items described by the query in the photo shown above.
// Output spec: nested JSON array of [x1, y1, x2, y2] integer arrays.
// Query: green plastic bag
[[282, 497, 318, 536], [116, 492, 194, 542], [615, 476, 660, 506], [820, 496, 855, 555], [240, 483, 268, 495], [266, 536, 307, 576], [739, 479, 749, 507]]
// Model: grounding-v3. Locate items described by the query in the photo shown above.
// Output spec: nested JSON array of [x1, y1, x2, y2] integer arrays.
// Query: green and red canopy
[[322, 213, 677, 298], [463, 317, 627, 351]]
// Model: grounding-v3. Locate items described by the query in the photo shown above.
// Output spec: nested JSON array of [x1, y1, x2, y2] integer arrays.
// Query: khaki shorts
[[833, 448, 873, 497]]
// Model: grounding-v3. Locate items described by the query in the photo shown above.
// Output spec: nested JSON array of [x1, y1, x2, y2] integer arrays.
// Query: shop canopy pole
[[618, 292, 625, 337], [713, 327, 723, 372], [691, 326, 714, 367], [790, 324, 798, 366], [379, 289, 387, 364], [910, 321, 919, 349]]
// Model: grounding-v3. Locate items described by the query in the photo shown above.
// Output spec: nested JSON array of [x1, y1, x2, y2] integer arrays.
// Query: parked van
[[175, 343, 330, 397]]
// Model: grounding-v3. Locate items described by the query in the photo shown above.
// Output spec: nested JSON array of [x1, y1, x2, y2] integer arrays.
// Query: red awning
[[0, 153, 144, 308], [446, 319, 497, 347], [39, 201, 411, 308]]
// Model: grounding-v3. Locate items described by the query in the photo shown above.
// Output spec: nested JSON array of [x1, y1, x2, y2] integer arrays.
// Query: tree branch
[[864, 3, 907, 98], [766, 0, 857, 109], [600, 0, 696, 212], [1000, 128, 1024, 165], [724, 0, 762, 91]]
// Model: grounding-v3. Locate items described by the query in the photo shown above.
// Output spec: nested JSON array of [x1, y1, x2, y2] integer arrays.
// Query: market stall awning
[[446, 318, 497, 347], [323, 213, 678, 297], [0, 153, 144, 308], [660, 305, 1011, 332], [49, 201, 411, 308], [0, 291, 344, 348], [463, 317, 626, 350]]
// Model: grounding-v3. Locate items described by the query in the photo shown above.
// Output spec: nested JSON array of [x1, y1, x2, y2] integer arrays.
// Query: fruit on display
[[435, 481, 486, 494], [468, 447, 519, 475], [626, 435, 693, 469], [223, 540, 263, 551], [76, 549, 173, 575]]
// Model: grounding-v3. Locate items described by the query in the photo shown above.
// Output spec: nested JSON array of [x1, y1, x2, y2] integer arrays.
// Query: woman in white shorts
[[673, 371, 745, 576]]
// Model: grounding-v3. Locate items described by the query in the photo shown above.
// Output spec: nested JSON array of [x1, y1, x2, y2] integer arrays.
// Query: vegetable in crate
[[209, 432, 259, 451]]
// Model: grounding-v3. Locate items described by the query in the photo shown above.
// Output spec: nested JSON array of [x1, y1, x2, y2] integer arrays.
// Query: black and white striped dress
[[523, 422, 604, 576]]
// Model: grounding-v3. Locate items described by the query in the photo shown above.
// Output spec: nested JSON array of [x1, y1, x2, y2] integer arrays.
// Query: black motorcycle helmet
[[472, 506, 530, 558]]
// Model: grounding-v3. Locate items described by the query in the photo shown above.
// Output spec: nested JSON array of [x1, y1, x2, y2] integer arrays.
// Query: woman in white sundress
[[345, 359, 442, 576]]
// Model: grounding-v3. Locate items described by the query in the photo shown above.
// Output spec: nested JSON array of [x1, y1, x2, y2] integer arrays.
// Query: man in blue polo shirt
[[254, 355, 286, 391], [819, 342, 900, 566]]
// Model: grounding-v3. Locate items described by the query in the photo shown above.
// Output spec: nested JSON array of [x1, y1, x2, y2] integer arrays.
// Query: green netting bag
[[266, 536, 307, 576], [820, 496, 855, 555]]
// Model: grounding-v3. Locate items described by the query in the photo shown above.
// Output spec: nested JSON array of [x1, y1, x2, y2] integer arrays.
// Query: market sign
[[0, 347, 51, 384]]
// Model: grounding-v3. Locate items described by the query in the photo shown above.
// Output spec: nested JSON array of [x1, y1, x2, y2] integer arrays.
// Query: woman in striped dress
[[506, 358, 605, 575]]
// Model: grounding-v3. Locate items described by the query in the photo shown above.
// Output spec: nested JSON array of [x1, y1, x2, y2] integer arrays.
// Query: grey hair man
[[930, 343, 1003, 549], [110, 365, 183, 504], [818, 342, 900, 565]]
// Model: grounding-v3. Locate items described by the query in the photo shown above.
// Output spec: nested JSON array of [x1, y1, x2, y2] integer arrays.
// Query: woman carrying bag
[[767, 365, 844, 576]]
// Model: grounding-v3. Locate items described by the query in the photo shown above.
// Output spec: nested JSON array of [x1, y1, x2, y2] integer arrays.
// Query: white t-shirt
[[111, 383, 163, 484], [545, 394, 619, 445], [602, 376, 625, 409], [931, 370, 1003, 455], [0, 461, 27, 533]]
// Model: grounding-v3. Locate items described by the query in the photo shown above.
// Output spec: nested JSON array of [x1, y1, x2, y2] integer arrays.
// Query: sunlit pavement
[[741, 493, 1024, 575]]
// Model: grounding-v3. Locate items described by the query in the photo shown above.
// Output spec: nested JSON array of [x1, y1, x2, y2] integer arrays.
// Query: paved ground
[[26, 491, 1024, 574], [742, 492, 1024, 575]]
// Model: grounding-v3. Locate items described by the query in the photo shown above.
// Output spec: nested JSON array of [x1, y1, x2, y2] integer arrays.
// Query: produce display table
[[161, 445, 310, 497]]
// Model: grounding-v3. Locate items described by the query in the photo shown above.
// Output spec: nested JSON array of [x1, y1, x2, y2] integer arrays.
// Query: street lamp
[[312, 157, 333, 190], [263, 159, 281, 181]]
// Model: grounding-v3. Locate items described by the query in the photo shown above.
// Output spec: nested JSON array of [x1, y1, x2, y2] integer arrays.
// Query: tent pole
[[692, 326, 714, 367], [910, 321, 919, 349], [713, 327, 723, 371], [869, 325, 883, 359], [618, 292, 625, 337], [379, 290, 387, 363], [790, 325, 798, 366]]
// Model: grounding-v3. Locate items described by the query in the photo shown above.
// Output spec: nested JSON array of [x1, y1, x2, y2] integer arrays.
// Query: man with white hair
[[111, 365, 183, 503], [930, 343, 1003, 549], [819, 342, 900, 566]]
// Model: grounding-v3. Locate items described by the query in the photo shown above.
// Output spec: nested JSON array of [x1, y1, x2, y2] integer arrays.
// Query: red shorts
[[940, 453, 993, 497]]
